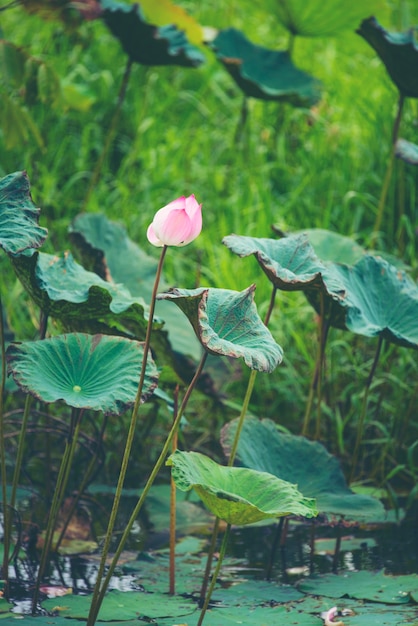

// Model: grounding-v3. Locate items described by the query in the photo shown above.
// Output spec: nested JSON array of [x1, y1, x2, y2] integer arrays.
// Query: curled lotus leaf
[[167, 450, 318, 525], [357, 17, 418, 98], [223, 233, 344, 292], [157, 285, 283, 373], [6, 333, 159, 414], [100, 0, 205, 67], [221, 417, 385, 523], [268, 0, 383, 37], [331, 255, 418, 348], [0, 171, 48, 255], [11, 250, 154, 338], [208, 28, 321, 107]]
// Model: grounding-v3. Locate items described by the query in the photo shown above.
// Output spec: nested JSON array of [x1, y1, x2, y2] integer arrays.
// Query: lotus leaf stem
[[197, 523, 232, 626]]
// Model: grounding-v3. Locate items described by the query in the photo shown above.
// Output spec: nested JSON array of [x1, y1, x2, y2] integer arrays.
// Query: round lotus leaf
[[6, 333, 158, 414], [357, 17, 418, 98], [167, 450, 318, 525], [209, 28, 321, 106], [157, 285, 283, 373], [221, 417, 385, 522], [0, 171, 48, 256]]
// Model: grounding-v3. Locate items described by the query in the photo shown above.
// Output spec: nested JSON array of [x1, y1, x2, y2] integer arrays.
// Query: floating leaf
[[42, 589, 196, 620], [100, 0, 205, 67], [331, 255, 418, 348], [221, 417, 385, 522], [69, 213, 202, 360], [268, 0, 384, 37], [7, 333, 158, 414], [298, 570, 418, 604], [209, 28, 321, 106], [140, 0, 204, 46], [0, 171, 48, 255], [395, 138, 418, 165], [167, 450, 318, 525], [357, 17, 418, 98], [157, 285, 283, 372]]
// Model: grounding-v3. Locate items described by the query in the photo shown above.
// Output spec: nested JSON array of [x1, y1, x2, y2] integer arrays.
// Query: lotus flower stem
[[87, 350, 208, 625], [169, 386, 179, 595], [197, 523, 232, 626], [82, 58, 133, 211], [32, 408, 83, 613], [372, 93, 405, 243], [349, 335, 384, 483]]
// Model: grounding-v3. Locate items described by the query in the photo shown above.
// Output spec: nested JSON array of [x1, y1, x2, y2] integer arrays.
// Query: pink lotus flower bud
[[147, 195, 202, 247]]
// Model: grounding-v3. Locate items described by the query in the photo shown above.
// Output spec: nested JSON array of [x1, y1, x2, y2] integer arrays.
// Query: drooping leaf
[[0, 171, 48, 255], [157, 285, 283, 372], [140, 0, 204, 46], [298, 570, 418, 604], [223, 233, 344, 292], [331, 255, 418, 348], [221, 417, 385, 522], [395, 138, 418, 165], [209, 28, 321, 106], [100, 0, 205, 67], [42, 589, 196, 620], [267, 0, 384, 37], [357, 17, 418, 98], [167, 450, 318, 525], [6, 333, 158, 414], [69, 213, 202, 360], [11, 250, 154, 338]]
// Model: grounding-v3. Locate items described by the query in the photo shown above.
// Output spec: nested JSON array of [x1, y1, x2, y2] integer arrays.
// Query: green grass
[[1, 0, 418, 488]]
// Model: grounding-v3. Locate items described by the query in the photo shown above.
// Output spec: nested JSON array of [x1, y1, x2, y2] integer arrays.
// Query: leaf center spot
[[73, 385, 82, 393]]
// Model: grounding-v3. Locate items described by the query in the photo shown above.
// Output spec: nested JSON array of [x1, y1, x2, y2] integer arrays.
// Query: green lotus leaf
[[223, 233, 344, 292], [11, 250, 155, 338], [357, 17, 418, 98], [209, 28, 321, 106], [331, 255, 418, 348], [221, 417, 385, 522], [157, 285, 283, 372], [300, 229, 365, 265], [167, 450, 318, 525], [298, 570, 418, 604], [395, 138, 418, 165], [100, 0, 205, 67], [0, 171, 48, 255], [42, 589, 195, 620], [6, 333, 159, 414], [268, 0, 383, 37], [69, 213, 202, 360]]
